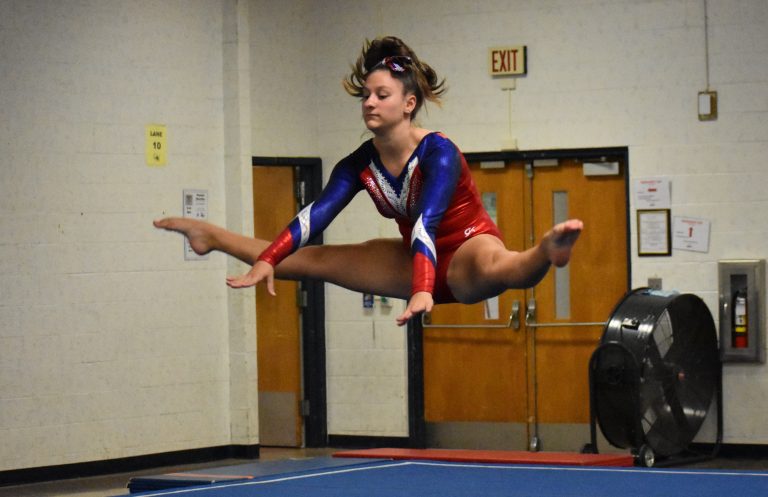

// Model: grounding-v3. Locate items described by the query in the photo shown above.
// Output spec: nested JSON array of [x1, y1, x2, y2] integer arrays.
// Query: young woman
[[155, 36, 583, 326]]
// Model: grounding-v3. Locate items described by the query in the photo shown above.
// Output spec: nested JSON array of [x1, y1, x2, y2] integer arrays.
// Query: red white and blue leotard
[[256, 132, 501, 303]]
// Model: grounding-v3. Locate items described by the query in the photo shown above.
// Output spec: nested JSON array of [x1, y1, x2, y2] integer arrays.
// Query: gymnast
[[154, 36, 583, 326]]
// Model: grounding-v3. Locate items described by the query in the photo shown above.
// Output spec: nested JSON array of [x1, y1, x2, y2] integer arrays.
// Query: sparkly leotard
[[257, 132, 501, 303]]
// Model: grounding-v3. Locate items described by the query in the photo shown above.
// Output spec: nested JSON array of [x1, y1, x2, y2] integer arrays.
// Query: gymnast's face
[[361, 69, 417, 133]]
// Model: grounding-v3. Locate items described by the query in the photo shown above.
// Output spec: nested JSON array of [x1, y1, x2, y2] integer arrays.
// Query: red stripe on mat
[[333, 448, 634, 467]]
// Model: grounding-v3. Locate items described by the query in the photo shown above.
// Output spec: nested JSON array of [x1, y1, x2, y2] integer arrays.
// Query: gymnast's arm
[[396, 140, 461, 325], [226, 158, 362, 291]]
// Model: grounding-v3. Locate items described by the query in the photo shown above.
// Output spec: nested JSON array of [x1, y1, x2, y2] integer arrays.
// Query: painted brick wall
[[306, 0, 768, 442], [0, 0, 237, 470], [247, 0, 411, 438], [3, 0, 767, 472]]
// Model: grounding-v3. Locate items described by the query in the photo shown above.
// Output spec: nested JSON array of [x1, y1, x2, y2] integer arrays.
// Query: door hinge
[[300, 399, 311, 417], [525, 162, 533, 179], [296, 287, 308, 308], [295, 180, 307, 207]]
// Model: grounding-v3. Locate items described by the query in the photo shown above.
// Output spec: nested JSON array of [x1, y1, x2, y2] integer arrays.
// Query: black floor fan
[[584, 288, 723, 467]]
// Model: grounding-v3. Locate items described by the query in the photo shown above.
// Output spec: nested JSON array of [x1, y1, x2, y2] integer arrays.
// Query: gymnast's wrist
[[410, 288, 433, 299], [256, 254, 277, 267]]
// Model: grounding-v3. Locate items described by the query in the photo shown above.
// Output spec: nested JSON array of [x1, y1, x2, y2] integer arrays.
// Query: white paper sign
[[634, 178, 671, 209], [638, 210, 670, 255], [672, 216, 710, 253], [183, 189, 209, 261]]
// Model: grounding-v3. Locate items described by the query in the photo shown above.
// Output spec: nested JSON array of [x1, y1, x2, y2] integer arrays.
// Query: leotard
[[257, 132, 501, 303]]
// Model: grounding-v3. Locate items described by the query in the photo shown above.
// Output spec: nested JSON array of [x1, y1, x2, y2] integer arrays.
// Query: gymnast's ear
[[404, 93, 417, 116]]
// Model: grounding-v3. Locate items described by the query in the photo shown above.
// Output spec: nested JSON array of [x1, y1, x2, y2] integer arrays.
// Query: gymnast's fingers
[[226, 261, 274, 290], [396, 309, 412, 327]]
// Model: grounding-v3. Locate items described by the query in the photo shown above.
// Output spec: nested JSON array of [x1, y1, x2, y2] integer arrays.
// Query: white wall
[[248, 0, 410, 437], [0, 0, 256, 471], [249, 0, 319, 156], [303, 0, 768, 443], [223, 0, 259, 449]]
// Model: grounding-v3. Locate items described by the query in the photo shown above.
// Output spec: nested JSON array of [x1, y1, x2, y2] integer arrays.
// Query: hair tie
[[372, 56, 412, 73]]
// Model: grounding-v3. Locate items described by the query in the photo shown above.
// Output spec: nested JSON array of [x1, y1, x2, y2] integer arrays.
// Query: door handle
[[525, 297, 605, 329], [422, 298, 603, 330], [421, 300, 521, 330], [526, 321, 607, 329], [510, 300, 520, 330], [525, 298, 536, 325]]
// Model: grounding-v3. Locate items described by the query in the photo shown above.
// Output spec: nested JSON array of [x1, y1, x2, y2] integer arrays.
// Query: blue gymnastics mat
[[126, 457, 384, 493], [120, 460, 768, 497]]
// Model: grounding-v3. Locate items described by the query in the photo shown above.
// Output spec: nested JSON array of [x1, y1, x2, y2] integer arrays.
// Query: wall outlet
[[648, 277, 662, 290]]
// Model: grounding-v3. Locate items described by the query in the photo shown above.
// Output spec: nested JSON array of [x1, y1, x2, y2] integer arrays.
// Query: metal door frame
[[252, 156, 327, 448]]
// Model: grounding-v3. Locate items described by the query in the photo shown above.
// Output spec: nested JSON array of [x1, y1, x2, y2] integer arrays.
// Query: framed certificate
[[637, 209, 671, 256]]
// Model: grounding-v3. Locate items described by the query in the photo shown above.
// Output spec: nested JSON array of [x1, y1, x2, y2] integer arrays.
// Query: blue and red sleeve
[[410, 138, 461, 296], [257, 158, 362, 267]]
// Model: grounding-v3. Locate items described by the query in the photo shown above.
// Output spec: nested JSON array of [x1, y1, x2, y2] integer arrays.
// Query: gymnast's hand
[[226, 260, 275, 295], [397, 291, 434, 327]]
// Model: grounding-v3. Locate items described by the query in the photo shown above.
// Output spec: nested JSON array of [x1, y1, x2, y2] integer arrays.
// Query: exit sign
[[489, 46, 527, 76]]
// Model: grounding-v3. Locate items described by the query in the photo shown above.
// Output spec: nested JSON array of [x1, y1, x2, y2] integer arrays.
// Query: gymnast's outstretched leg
[[155, 217, 582, 324], [153, 217, 412, 299], [447, 219, 584, 304]]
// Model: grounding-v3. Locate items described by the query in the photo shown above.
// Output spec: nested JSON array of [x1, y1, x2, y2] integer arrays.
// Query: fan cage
[[587, 288, 722, 463]]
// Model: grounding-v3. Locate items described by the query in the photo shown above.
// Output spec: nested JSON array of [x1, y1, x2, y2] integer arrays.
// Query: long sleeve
[[257, 159, 362, 266], [409, 141, 461, 295]]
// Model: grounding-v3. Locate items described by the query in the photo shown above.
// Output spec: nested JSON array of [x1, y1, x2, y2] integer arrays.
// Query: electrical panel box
[[718, 259, 765, 363]]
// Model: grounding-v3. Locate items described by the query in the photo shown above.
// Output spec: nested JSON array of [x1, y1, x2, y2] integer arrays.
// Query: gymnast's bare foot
[[153, 217, 218, 255], [542, 219, 583, 267]]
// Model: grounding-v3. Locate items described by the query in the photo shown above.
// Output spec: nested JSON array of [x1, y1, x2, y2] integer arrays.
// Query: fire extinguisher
[[733, 289, 748, 348]]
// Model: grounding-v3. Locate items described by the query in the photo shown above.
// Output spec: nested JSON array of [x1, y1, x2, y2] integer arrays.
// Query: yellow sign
[[146, 124, 167, 166], [488, 46, 527, 76]]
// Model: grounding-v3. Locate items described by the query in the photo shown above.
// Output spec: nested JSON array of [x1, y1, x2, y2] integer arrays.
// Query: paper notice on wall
[[672, 216, 710, 253], [638, 209, 670, 256], [183, 189, 208, 260], [146, 124, 167, 166], [634, 178, 671, 209]]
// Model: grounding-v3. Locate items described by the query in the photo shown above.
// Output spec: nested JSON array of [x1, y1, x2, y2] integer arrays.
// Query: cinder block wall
[[2, 0, 767, 473], [0, 0, 245, 470], [307, 0, 768, 442]]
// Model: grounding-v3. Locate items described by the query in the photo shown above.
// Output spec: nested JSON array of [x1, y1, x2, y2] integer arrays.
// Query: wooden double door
[[422, 155, 628, 452]]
